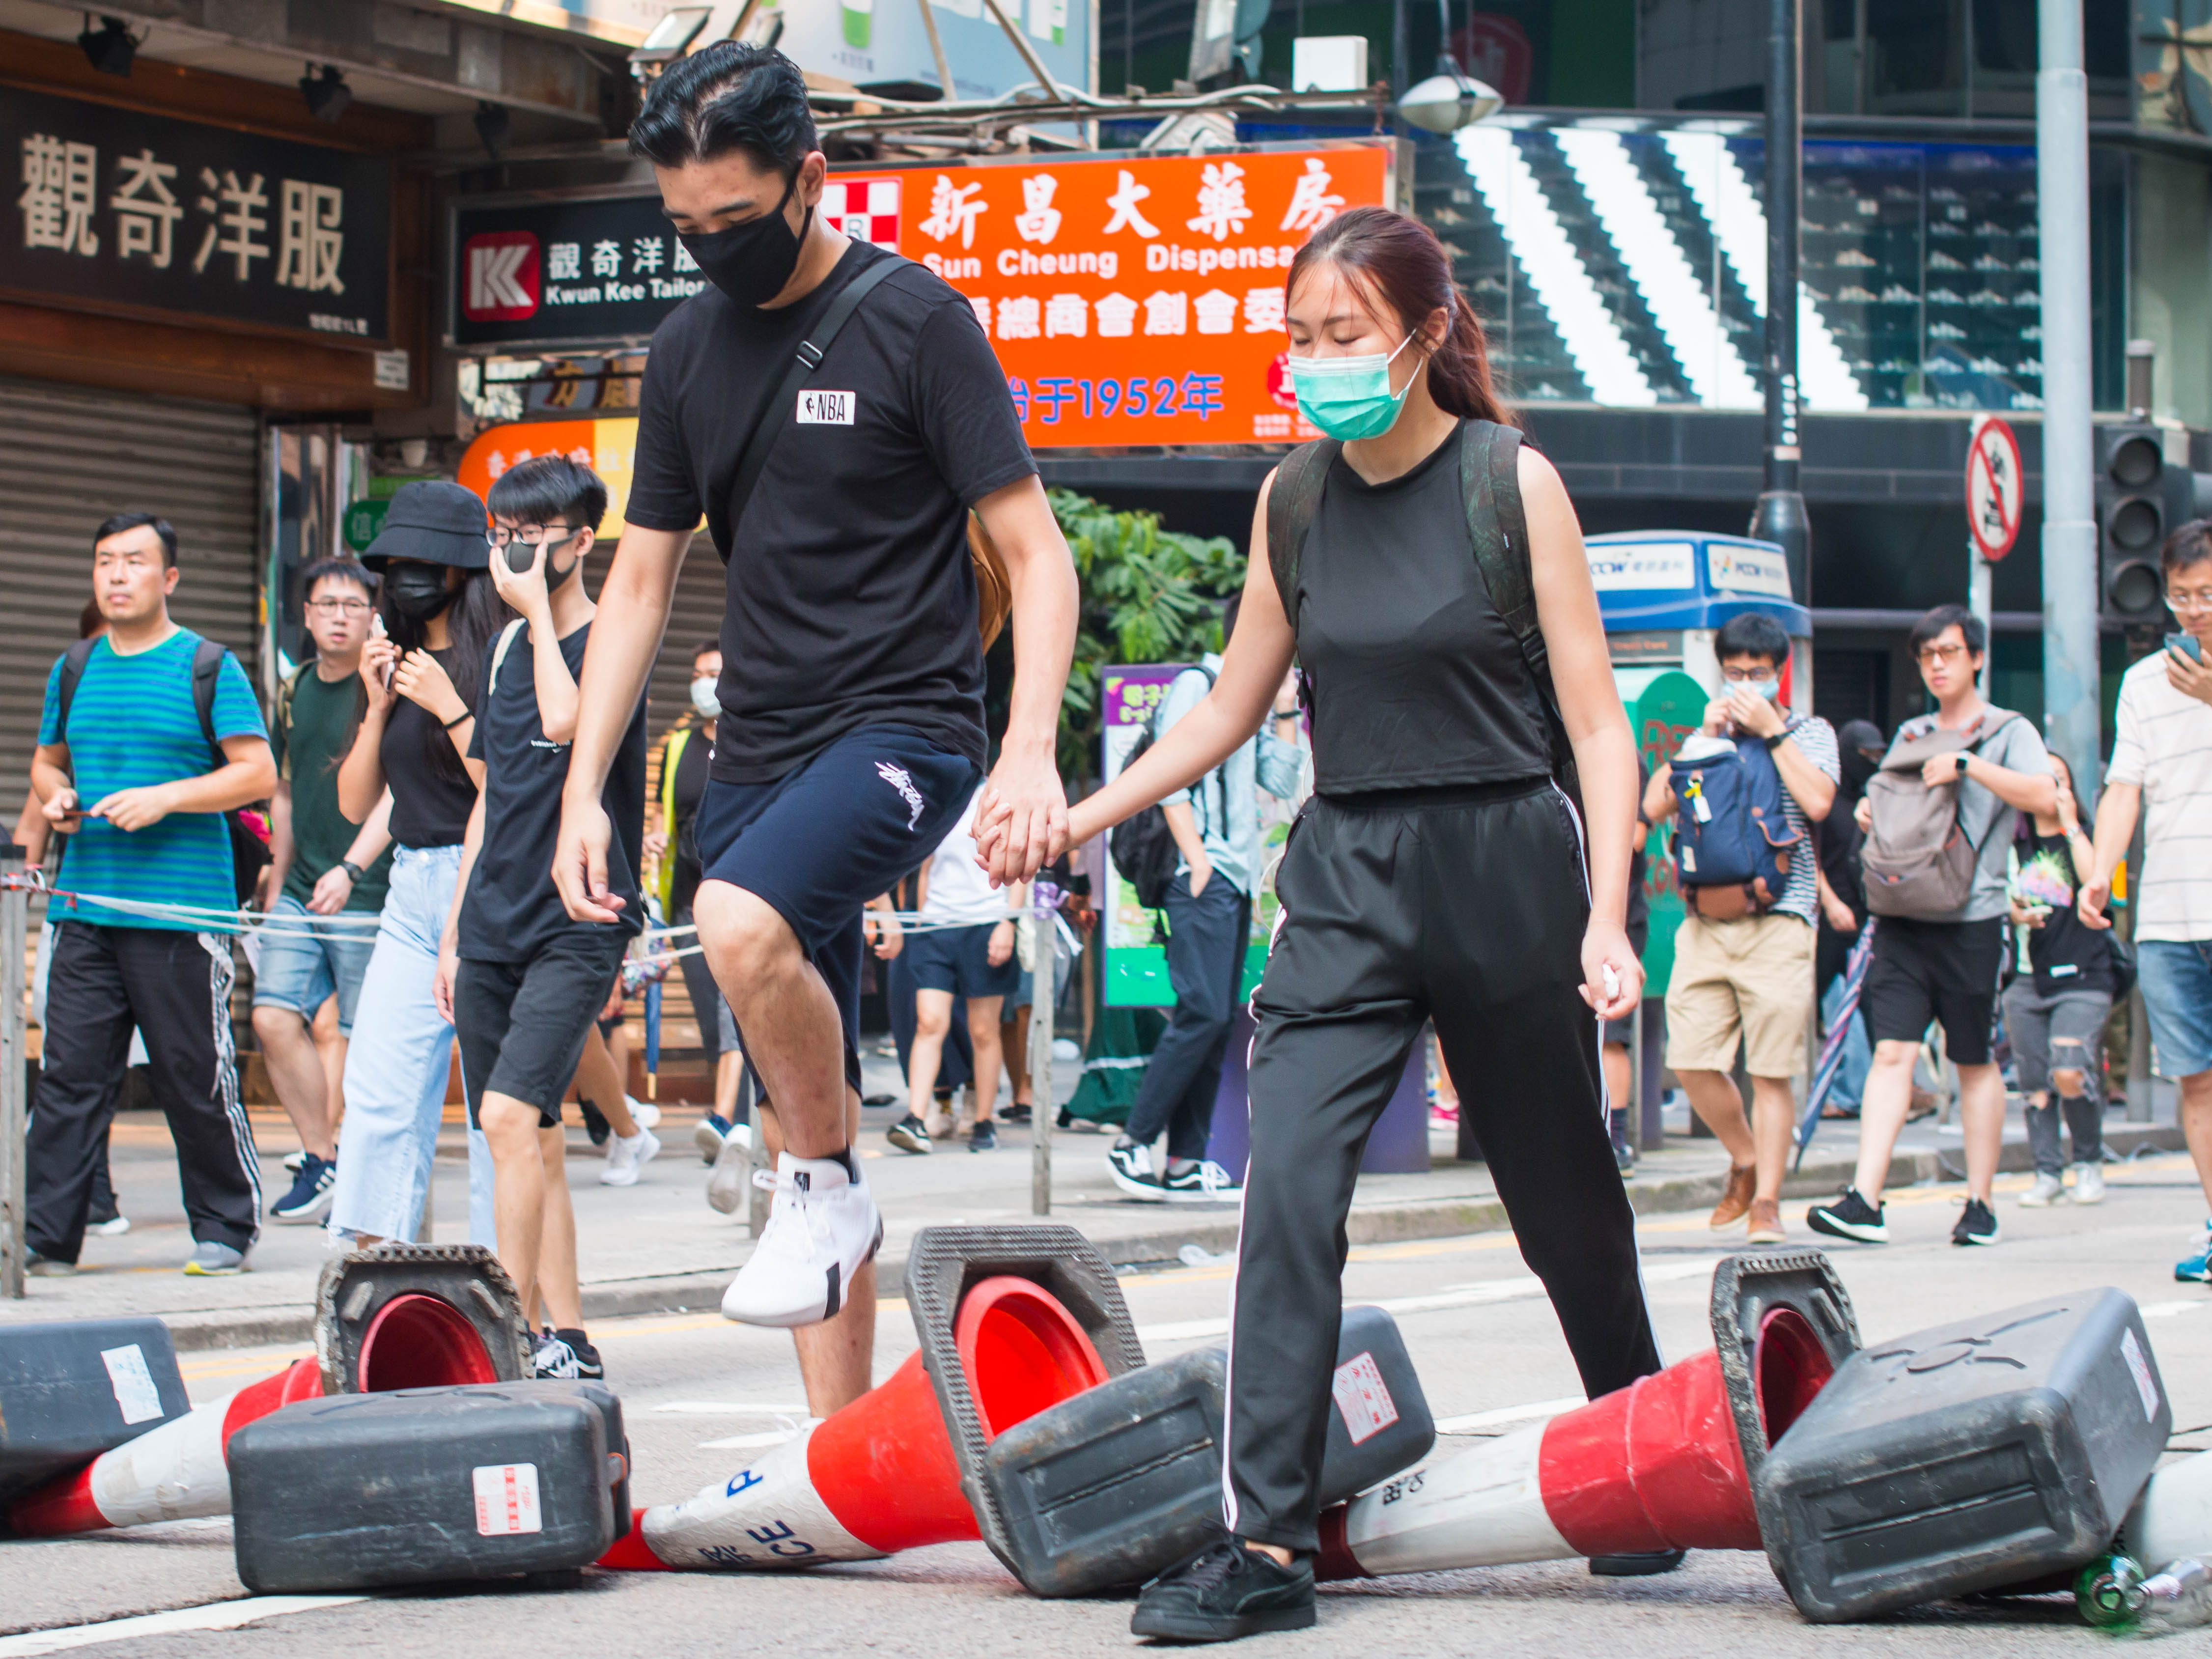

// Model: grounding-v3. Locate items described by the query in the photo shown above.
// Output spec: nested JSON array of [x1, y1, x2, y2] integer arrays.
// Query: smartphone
[[2167, 631, 2203, 663], [368, 611, 393, 687]]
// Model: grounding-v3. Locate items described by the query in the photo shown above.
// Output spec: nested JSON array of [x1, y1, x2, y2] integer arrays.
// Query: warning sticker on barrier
[[100, 1344, 165, 1425], [1332, 1352, 1399, 1445], [474, 1462, 544, 1536], [2121, 1327, 2160, 1421]]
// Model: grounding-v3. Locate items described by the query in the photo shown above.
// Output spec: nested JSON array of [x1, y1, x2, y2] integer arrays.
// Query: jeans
[[2137, 939, 2212, 1079], [250, 895, 376, 1034], [1125, 871, 1251, 1163], [1820, 972, 1872, 1110], [325, 845, 494, 1244], [2000, 978, 2109, 1175]]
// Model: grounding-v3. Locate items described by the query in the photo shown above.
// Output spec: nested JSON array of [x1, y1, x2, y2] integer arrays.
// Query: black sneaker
[[1130, 1537, 1316, 1642], [1160, 1159, 1242, 1204], [1807, 1187, 1889, 1244], [968, 1120, 998, 1152], [533, 1328, 604, 1380], [999, 1101, 1033, 1124], [886, 1114, 932, 1154], [1952, 1197, 2000, 1247], [269, 1152, 337, 1224], [1609, 1109, 1635, 1174], [1108, 1139, 1167, 1202], [580, 1100, 612, 1148]]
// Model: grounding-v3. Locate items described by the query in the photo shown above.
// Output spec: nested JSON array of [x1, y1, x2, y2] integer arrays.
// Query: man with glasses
[[2080, 524, 2212, 1280], [253, 557, 394, 1224], [1811, 603, 2054, 1248]]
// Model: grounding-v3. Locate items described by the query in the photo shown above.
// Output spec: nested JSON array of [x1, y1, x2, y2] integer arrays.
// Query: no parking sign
[[1966, 416, 2024, 562]]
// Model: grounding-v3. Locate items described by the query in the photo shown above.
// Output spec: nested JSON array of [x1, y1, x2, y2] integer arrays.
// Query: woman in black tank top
[[1038, 207, 1662, 1638]]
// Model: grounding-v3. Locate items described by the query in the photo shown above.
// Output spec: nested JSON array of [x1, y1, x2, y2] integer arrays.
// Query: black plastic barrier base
[[314, 1243, 531, 1395], [1710, 1248, 1863, 1484], [0, 1318, 190, 1509], [230, 1380, 624, 1593], [1756, 1287, 2171, 1622]]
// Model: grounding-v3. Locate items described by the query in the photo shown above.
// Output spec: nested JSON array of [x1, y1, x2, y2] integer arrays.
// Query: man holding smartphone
[[2081, 522, 2212, 1280]]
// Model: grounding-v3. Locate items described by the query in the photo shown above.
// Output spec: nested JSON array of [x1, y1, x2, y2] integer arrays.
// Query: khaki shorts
[[1664, 910, 1816, 1079]]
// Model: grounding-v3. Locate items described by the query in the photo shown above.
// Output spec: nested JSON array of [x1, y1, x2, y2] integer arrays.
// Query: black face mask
[[384, 563, 454, 623], [677, 173, 811, 309]]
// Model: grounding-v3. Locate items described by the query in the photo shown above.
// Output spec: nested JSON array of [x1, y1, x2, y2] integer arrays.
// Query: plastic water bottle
[[2133, 1559, 2212, 1634], [2075, 1553, 2145, 1628]]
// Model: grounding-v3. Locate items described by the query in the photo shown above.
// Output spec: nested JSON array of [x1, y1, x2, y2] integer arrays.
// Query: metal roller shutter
[[0, 375, 261, 818]]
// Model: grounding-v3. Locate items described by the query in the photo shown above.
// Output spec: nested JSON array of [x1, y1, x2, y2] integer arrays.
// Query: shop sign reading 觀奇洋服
[[2, 84, 390, 342]]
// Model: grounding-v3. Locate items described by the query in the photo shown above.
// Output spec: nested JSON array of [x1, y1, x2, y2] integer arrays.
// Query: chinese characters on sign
[[4, 85, 390, 339], [452, 193, 722, 347]]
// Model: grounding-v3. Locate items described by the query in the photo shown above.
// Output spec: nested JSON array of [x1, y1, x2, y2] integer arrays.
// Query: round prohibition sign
[[1966, 416, 2024, 562]]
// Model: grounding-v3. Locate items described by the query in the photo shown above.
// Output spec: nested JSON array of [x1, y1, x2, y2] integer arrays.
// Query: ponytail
[[1285, 205, 1513, 429]]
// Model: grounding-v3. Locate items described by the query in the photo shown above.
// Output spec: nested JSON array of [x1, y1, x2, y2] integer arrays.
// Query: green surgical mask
[[1288, 333, 1419, 441]]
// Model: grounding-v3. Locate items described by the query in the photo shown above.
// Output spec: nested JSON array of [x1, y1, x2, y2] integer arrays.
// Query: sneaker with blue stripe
[[2177, 1221, 2212, 1285]]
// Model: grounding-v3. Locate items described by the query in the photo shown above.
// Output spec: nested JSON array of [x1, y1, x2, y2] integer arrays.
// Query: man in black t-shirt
[[552, 43, 1077, 1416], [438, 456, 649, 1383]]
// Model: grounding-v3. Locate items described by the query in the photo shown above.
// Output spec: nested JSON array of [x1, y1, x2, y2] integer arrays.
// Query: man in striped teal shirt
[[25, 513, 276, 1277]]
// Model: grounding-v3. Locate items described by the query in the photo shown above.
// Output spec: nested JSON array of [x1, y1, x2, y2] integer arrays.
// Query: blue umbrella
[[1797, 920, 1876, 1167], [644, 973, 663, 1102]]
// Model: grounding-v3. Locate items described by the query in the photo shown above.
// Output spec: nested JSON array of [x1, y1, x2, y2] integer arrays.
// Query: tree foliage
[[1049, 487, 1245, 784]]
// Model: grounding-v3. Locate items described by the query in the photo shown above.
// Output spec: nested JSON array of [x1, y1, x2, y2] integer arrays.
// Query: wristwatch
[[1761, 729, 1789, 750], [338, 859, 364, 882]]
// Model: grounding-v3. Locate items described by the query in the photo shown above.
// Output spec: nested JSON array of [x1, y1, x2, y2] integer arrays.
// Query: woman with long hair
[[998, 206, 1660, 1641], [325, 481, 512, 1246]]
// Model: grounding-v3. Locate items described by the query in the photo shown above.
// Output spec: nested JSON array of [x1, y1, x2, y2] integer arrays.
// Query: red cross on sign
[[1966, 416, 2024, 562]]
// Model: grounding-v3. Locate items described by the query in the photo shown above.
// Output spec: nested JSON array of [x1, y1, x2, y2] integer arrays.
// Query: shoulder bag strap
[[488, 618, 528, 695], [722, 253, 906, 562], [54, 637, 97, 743], [190, 637, 230, 766], [1460, 422, 1582, 810], [1264, 438, 1340, 639]]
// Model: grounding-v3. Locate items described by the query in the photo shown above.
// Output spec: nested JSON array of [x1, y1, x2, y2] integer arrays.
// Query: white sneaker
[[2072, 1161, 2105, 1205], [706, 1125, 754, 1215], [2017, 1171, 2068, 1207], [600, 1128, 661, 1187], [720, 1152, 882, 1327], [626, 1096, 661, 1130]]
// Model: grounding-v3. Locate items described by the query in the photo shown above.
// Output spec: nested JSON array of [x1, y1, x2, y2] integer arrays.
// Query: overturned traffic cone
[[1316, 1250, 1858, 1580], [2124, 1446, 2212, 1569], [608, 1275, 1110, 1571], [6, 1357, 323, 1535]]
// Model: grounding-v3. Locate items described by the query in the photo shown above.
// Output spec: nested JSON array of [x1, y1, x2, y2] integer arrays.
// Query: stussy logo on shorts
[[876, 762, 925, 829]]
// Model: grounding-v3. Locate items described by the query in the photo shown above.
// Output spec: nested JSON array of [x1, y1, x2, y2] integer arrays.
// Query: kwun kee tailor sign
[[2, 84, 390, 342], [449, 144, 1392, 447]]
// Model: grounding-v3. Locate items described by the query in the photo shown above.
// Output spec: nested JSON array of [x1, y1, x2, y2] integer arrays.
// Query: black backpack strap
[[190, 637, 230, 764], [1460, 422, 1581, 810], [721, 253, 906, 562], [54, 637, 98, 744], [1264, 438, 1340, 638]]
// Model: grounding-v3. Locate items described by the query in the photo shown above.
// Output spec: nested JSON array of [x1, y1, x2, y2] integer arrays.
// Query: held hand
[[2077, 872, 2114, 931], [977, 745, 1069, 886], [307, 864, 354, 916], [1854, 795, 1874, 835], [1921, 752, 1967, 789], [553, 793, 625, 924], [1701, 697, 1733, 736], [42, 787, 82, 833], [1725, 688, 1786, 740], [90, 784, 177, 833], [486, 536, 552, 621], [1823, 894, 1859, 934], [392, 649, 463, 723], [433, 939, 459, 1024], [2167, 644, 2212, 708], [987, 918, 1016, 967], [1579, 920, 1643, 1022], [2008, 899, 2048, 929], [361, 639, 400, 714], [642, 828, 669, 866], [866, 911, 904, 960], [1188, 852, 1213, 899], [2054, 777, 2081, 836]]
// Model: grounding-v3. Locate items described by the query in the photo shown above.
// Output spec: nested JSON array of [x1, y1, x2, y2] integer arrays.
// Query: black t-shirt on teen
[[381, 646, 478, 849], [460, 621, 647, 963], [2016, 823, 2116, 996], [624, 239, 1038, 784]]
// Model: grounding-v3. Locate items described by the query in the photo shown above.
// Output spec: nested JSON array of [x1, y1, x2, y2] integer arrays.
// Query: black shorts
[[694, 725, 979, 1096], [455, 930, 629, 1129], [904, 920, 1020, 1001], [1862, 915, 2005, 1066]]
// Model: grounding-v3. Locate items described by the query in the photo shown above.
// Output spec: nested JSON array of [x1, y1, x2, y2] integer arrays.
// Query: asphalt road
[[5, 1155, 2210, 1658]]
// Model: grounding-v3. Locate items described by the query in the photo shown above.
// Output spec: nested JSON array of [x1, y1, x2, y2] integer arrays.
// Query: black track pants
[[1225, 782, 1662, 1550], [28, 922, 262, 1263]]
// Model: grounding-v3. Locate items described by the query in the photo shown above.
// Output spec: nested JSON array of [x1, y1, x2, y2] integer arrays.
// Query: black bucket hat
[[361, 480, 490, 571]]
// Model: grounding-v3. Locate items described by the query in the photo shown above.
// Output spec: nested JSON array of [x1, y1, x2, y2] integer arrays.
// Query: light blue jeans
[[325, 845, 494, 1244], [1820, 971, 1872, 1110]]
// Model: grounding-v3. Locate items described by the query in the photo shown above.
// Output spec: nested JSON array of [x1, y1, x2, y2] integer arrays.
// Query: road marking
[[652, 1401, 810, 1415], [698, 1427, 808, 1450], [2140, 1300, 2208, 1320], [1138, 1258, 1724, 1342], [1434, 1396, 1587, 1434], [0, 1596, 364, 1657]]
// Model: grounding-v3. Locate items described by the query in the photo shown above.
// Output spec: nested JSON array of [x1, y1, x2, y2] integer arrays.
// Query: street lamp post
[[1750, 0, 1812, 606]]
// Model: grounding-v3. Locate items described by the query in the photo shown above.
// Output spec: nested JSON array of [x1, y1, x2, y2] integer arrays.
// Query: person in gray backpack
[[1809, 604, 2054, 1249]]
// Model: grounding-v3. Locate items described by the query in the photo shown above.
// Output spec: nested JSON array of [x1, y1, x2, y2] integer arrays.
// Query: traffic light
[[2096, 423, 2192, 624]]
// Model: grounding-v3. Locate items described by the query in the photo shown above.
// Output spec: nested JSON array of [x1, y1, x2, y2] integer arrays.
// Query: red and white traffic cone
[[605, 1275, 1110, 1571], [1317, 1305, 1837, 1579], [7, 1357, 324, 1536]]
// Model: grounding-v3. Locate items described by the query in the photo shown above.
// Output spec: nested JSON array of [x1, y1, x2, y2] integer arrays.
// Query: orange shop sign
[[827, 144, 1393, 447]]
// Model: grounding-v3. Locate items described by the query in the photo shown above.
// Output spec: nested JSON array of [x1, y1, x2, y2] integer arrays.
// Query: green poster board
[[1616, 667, 1708, 999]]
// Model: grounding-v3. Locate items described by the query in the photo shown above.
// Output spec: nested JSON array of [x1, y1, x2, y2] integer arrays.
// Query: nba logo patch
[[822, 178, 901, 249]]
